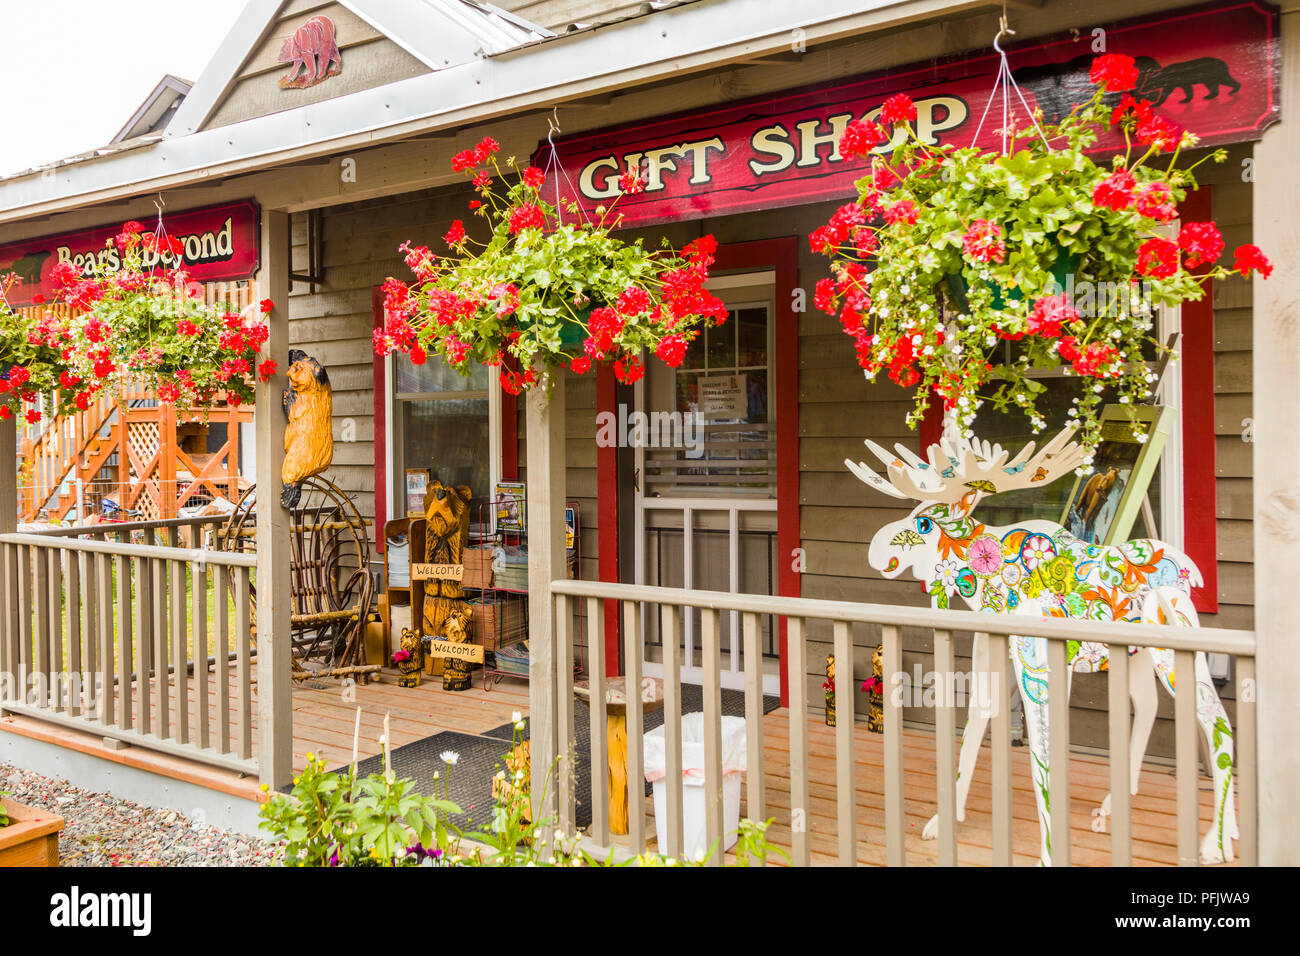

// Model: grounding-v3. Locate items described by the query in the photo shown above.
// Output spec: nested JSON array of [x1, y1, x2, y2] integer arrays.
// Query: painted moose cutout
[[847, 427, 1237, 865]]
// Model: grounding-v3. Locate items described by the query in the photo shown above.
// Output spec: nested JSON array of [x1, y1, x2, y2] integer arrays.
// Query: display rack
[[462, 489, 584, 690]]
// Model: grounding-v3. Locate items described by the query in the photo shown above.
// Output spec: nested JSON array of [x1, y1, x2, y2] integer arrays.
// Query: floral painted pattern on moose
[[848, 427, 1236, 865]]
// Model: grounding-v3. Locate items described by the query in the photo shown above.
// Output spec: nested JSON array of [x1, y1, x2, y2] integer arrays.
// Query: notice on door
[[699, 374, 746, 420]]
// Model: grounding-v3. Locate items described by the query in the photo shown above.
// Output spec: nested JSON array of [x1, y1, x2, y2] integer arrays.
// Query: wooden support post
[[255, 208, 293, 790], [1252, 0, 1300, 866], [526, 372, 566, 829]]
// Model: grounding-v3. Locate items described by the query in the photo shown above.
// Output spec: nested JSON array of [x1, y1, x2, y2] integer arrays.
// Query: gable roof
[[110, 75, 193, 144], [168, 0, 552, 138]]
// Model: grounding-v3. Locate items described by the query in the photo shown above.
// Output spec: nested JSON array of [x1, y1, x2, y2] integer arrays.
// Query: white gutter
[[0, 0, 988, 223]]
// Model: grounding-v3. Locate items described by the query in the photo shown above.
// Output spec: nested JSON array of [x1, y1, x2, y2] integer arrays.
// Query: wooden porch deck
[[1, 668, 1231, 866]]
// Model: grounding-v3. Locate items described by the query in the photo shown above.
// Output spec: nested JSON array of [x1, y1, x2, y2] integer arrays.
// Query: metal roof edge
[[0, 0, 986, 223]]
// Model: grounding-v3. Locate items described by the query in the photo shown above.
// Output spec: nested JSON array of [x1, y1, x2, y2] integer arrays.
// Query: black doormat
[[347, 729, 517, 834]]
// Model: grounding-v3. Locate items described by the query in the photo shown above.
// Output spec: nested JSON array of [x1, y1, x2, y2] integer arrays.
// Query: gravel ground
[[1, 762, 282, 867]]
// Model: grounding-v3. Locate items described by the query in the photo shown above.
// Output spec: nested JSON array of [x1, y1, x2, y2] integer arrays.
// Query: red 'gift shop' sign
[[541, 1, 1278, 229], [0, 200, 261, 308]]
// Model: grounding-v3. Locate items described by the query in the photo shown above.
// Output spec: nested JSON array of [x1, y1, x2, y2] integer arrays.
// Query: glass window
[[659, 303, 774, 495], [393, 352, 492, 517]]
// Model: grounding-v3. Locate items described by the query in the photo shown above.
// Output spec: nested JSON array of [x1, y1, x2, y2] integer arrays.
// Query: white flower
[[441, 750, 460, 766], [512, 711, 522, 723]]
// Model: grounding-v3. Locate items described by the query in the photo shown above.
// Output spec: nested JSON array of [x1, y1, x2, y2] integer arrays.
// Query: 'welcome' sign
[[540, 1, 1277, 229]]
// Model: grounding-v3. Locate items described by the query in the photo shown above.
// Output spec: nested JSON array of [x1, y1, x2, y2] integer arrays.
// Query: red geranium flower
[[883, 200, 919, 226], [1232, 243, 1273, 278], [49, 261, 80, 290], [839, 119, 883, 158], [814, 278, 837, 315], [507, 204, 544, 235], [569, 355, 592, 375], [409, 345, 427, 365], [451, 149, 478, 172], [260, 298, 274, 314], [258, 359, 278, 382], [614, 355, 645, 384], [616, 286, 652, 316], [25, 409, 41, 425], [58, 371, 81, 390], [655, 334, 688, 368], [618, 170, 647, 194], [1089, 54, 1138, 92], [1027, 294, 1078, 338], [1136, 237, 1180, 278], [1136, 114, 1180, 152], [1092, 170, 1136, 211], [1178, 222, 1224, 269], [1133, 182, 1177, 221], [522, 166, 545, 189], [444, 220, 467, 246], [961, 219, 1005, 264], [880, 94, 917, 126]]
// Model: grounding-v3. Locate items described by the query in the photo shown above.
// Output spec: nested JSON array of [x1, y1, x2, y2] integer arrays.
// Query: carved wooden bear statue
[[281, 348, 334, 509], [396, 627, 422, 688], [422, 480, 475, 692]]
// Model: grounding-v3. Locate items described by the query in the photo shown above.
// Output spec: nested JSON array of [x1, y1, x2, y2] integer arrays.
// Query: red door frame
[[595, 237, 801, 703], [1178, 188, 1218, 613]]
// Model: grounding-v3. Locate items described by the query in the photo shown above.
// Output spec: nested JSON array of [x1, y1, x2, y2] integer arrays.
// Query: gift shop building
[[0, 0, 1296, 866]]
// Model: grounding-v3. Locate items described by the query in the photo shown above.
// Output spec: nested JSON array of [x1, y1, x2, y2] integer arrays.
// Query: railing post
[[255, 207, 293, 790], [0, 414, 16, 702], [525, 370, 566, 829]]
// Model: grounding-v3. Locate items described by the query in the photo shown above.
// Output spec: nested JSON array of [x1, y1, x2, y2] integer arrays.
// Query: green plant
[[258, 752, 459, 867], [812, 53, 1272, 456], [732, 817, 790, 867], [0, 792, 9, 829], [374, 135, 729, 394]]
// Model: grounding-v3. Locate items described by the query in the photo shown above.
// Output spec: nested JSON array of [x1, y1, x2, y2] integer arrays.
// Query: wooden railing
[[548, 581, 1257, 867], [0, 523, 261, 779]]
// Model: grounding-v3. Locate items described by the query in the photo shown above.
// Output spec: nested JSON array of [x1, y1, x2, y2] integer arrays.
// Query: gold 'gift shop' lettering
[[575, 95, 968, 200]]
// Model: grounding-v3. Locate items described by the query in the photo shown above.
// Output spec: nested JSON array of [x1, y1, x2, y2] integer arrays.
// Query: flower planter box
[[0, 798, 65, 867]]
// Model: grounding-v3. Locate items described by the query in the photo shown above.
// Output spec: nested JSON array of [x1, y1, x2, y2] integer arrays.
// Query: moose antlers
[[845, 426, 1087, 505]]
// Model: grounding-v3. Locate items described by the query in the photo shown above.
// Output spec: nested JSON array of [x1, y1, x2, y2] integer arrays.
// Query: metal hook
[[993, 16, 1016, 55], [546, 107, 561, 146]]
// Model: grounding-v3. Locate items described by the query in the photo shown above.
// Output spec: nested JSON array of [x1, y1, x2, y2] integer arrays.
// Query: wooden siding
[[203, 1, 430, 132]]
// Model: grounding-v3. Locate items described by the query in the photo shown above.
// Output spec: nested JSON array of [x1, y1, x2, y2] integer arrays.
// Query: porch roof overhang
[[0, 0, 992, 226]]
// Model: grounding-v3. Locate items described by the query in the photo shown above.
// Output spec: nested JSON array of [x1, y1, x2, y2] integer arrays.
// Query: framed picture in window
[[405, 469, 430, 516], [1060, 404, 1175, 545]]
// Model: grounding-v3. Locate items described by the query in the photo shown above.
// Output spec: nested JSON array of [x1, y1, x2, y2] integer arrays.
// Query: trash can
[[644, 713, 746, 860]]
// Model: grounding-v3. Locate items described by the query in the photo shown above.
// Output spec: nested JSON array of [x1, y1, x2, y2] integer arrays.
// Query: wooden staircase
[[14, 281, 259, 524]]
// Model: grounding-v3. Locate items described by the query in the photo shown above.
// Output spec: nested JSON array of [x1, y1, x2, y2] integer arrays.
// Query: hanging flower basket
[[811, 53, 1273, 457], [374, 136, 729, 393], [2, 221, 276, 424]]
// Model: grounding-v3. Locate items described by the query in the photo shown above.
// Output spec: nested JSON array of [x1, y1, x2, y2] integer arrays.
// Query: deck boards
[[1, 667, 1236, 866]]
